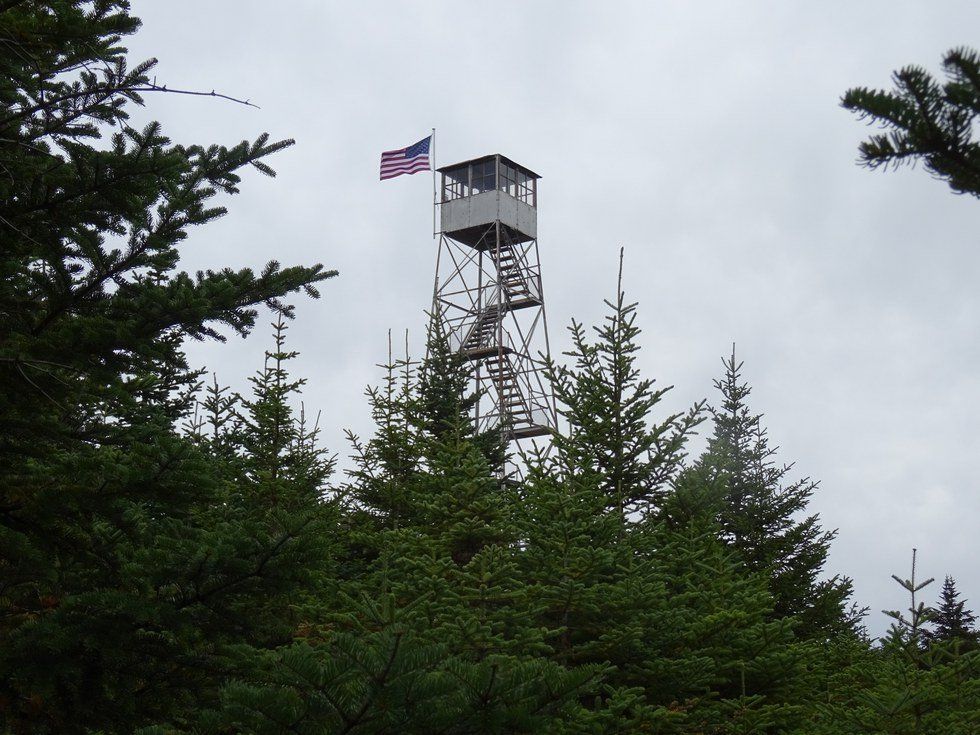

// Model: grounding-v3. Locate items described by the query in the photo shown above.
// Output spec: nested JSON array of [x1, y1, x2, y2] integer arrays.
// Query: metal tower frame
[[431, 154, 556, 443]]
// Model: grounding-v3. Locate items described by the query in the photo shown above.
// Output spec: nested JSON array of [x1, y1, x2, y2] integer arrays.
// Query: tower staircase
[[483, 352, 540, 438], [495, 237, 540, 308], [456, 240, 548, 439]]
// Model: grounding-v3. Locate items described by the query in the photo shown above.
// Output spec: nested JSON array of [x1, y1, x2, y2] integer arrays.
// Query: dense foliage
[[0, 2, 335, 731], [843, 46, 980, 198], [2, 3, 979, 733]]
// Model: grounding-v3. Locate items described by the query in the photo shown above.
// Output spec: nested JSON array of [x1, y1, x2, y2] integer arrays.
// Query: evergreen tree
[[237, 317, 335, 507], [683, 349, 853, 638], [181, 324, 579, 735], [548, 250, 702, 522], [930, 576, 979, 649], [518, 283, 812, 733], [842, 47, 980, 198], [417, 317, 506, 471], [191, 318, 338, 643], [815, 553, 980, 735], [346, 324, 531, 657], [639, 517, 807, 734], [519, 456, 813, 732], [214, 595, 600, 735], [333, 325, 602, 732], [344, 333, 423, 536], [0, 3, 334, 731]]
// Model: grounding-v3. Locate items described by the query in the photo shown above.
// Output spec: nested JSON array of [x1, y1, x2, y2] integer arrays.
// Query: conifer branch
[[177, 521, 312, 607]]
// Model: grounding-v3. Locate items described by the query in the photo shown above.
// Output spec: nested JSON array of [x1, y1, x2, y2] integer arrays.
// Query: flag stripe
[[380, 159, 429, 179], [379, 135, 431, 180]]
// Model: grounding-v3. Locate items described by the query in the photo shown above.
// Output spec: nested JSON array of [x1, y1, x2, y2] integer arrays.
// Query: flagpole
[[431, 127, 437, 239], [429, 128, 439, 355]]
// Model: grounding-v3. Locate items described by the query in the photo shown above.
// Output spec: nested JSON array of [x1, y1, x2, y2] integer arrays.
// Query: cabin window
[[499, 162, 517, 197], [516, 170, 534, 205], [442, 166, 469, 201], [471, 159, 496, 194]]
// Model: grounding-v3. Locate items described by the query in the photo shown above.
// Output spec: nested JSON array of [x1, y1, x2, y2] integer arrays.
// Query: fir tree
[[639, 517, 806, 734], [930, 576, 979, 650], [237, 317, 335, 506], [518, 281, 811, 732], [548, 250, 701, 522], [417, 317, 506, 472], [683, 348, 853, 638], [200, 318, 338, 638], [334, 324, 602, 732], [344, 332, 424, 535], [346, 324, 526, 656]]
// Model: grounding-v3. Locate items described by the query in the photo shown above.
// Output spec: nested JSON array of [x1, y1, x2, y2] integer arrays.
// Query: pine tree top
[[930, 575, 978, 647]]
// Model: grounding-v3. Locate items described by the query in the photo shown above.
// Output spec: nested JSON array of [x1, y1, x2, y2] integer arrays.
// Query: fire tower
[[432, 154, 556, 442]]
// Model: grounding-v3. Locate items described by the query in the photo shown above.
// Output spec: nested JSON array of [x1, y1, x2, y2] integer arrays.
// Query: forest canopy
[[1, 3, 978, 733]]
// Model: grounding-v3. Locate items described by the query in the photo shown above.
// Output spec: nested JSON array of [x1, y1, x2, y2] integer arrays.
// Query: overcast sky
[[128, 1, 980, 635]]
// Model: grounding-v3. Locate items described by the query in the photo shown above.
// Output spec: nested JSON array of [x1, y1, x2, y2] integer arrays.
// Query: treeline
[[2, 3, 980, 733]]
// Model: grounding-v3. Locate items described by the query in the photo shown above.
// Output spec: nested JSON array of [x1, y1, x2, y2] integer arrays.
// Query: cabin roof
[[437, 154, 540, 180]]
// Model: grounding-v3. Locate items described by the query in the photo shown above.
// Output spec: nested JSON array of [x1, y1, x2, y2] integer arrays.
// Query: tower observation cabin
[[432, 154, 556, 442]]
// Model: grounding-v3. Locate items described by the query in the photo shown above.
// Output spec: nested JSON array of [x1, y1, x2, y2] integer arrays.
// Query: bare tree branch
[[137, 82, 260, 109]]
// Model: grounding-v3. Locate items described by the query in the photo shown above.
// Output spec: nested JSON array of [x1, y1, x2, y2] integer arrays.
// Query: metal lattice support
[[431, 155, 556, 445]]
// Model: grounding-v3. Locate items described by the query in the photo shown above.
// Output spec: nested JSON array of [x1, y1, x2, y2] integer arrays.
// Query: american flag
[[380, 135, 431, 180]]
